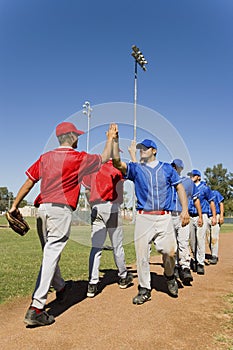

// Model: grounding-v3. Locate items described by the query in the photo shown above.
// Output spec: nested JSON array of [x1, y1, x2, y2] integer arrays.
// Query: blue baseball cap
[[171, 159, 184, 169], [188, 169, 201, 177], [136, 139, 157, 150]]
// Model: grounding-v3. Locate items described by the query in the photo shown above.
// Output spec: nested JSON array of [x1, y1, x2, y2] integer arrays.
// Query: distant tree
[[0, 187, 28, 211], [19, 199, 28, 208], [0, 187, 14, 211], [204, 164, 233, 216]]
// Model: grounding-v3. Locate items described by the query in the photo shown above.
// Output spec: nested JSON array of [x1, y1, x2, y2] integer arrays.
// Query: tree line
[[204, 164, 233, 216], [1, 164, 233, 216]]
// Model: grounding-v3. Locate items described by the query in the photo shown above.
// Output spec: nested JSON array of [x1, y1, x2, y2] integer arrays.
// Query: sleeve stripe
[[25, 171, 37, 182]]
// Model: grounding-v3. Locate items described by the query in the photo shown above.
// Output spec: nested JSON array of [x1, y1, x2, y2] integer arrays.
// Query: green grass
[[0, 216, 138, 305], [220, 223, 233, 233], [0, 215, 232, 305]]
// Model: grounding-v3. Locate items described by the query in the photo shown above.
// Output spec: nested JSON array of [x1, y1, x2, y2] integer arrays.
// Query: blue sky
[[1, 0, 233, 203]]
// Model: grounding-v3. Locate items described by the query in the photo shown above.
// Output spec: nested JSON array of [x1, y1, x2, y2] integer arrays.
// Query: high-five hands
[[106, 123, 118, 140]]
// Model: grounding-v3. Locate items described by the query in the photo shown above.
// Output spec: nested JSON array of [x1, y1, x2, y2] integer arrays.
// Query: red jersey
[[26, 147, 101, 210], [82, 159, 124, 205]]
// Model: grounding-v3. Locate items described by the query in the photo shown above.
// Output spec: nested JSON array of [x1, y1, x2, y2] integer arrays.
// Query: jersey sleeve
[[25, 157, 41, 183], [80, 153, 102, 177], [170, 166, 181, 186], [124, 162, 137, 180], [207, 187, 215, 202], [216, 190, 224, 203], [192, 183, 200, 200]]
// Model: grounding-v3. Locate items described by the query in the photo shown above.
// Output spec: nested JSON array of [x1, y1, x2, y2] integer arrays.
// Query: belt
[[138, 210, 170, 215], [189, 213, 198, 217], [51, 203, 72, 210], [91, 200, 119, 206], [171, 211, 181, 216]]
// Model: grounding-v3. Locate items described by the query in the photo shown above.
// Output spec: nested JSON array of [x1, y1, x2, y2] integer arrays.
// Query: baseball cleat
[[164, 274, 178, 297], [180, 268, 193, 285], [190, 258, 197, 272], [132, 286, 151, 305], [118, 272, 134, 289], [197, 264, 205, 275], [87, 283, 98, 298], [24, 308, 55, 327], [208, 256, 218, 265]]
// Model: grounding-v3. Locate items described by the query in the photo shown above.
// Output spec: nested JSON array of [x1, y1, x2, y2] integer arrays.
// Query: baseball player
[[206, 189, 224, 264], [171, 159, 203, 285], [9, 121, 118, 327], [188, 170, 216, 275], [112, 136, 190, 304], [82, 156, 133, 298]]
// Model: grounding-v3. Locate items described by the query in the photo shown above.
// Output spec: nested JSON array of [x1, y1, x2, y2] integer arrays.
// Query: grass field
[[0, 215, 232, 305], [0, 216, 138, 304]]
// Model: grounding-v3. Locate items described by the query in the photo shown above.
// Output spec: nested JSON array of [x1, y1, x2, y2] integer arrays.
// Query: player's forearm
[[128, 140, 137, 162], [112, 138, 127, 174], [176, 183, 188, 212], [194, 198, 202, 217], [219, 202, 224, 218], [219, 202, 224, 223], [128, 150, 137, 162], [10, 178, 34, 211], [194, 198, 203, 226], [210, 201, 216, 218], [176, 183, 189, 226], [101, 139, 114, 163], [101, 123, 118, 163]]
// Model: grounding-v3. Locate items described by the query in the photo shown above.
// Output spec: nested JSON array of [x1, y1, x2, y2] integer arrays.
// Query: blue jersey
[[188, 181, 215, 215], [125, 161, 181, 211], [208, 190, 224, 216], [172, 176, 199, 212]]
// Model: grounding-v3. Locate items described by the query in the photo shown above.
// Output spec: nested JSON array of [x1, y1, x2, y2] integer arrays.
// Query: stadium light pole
[[82, 101, 93, 210], [131, 45, 148, 141], [131, 45, 148, 223], [82, 101, 93, 153]]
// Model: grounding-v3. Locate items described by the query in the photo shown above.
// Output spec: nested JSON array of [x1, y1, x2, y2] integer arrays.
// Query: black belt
[[189, 213, 198, 217]]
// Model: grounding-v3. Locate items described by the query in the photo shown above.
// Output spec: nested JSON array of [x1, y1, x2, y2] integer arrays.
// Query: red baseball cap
[[56, 122, 84, 137]]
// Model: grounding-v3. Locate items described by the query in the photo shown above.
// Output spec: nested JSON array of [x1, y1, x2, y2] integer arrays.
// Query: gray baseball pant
[[206, 214, 220, 257], [134, 212, 177, 290], [189, 213, 209, 266], [89, 202, 127, 284], [31, 203, 72, 309], [172, 215, 191, 269]]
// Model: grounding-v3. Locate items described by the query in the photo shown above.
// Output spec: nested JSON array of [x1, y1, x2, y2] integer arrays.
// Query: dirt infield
[[0, 233, 233, 350]]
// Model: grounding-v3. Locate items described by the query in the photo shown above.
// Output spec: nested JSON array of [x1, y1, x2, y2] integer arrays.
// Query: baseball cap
[[136, 139, 157, 150], [171, 159, 184, 169], [56, 122, 84, 137], [187, 169, 201, 177]]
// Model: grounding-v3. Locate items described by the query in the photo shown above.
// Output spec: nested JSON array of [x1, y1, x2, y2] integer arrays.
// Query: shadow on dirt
[[150, 272, 184, 295], [46, 266, 135, 318]]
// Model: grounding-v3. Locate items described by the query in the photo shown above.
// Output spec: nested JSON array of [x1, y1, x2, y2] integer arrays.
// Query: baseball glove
[[5, 209, 30, 236]]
